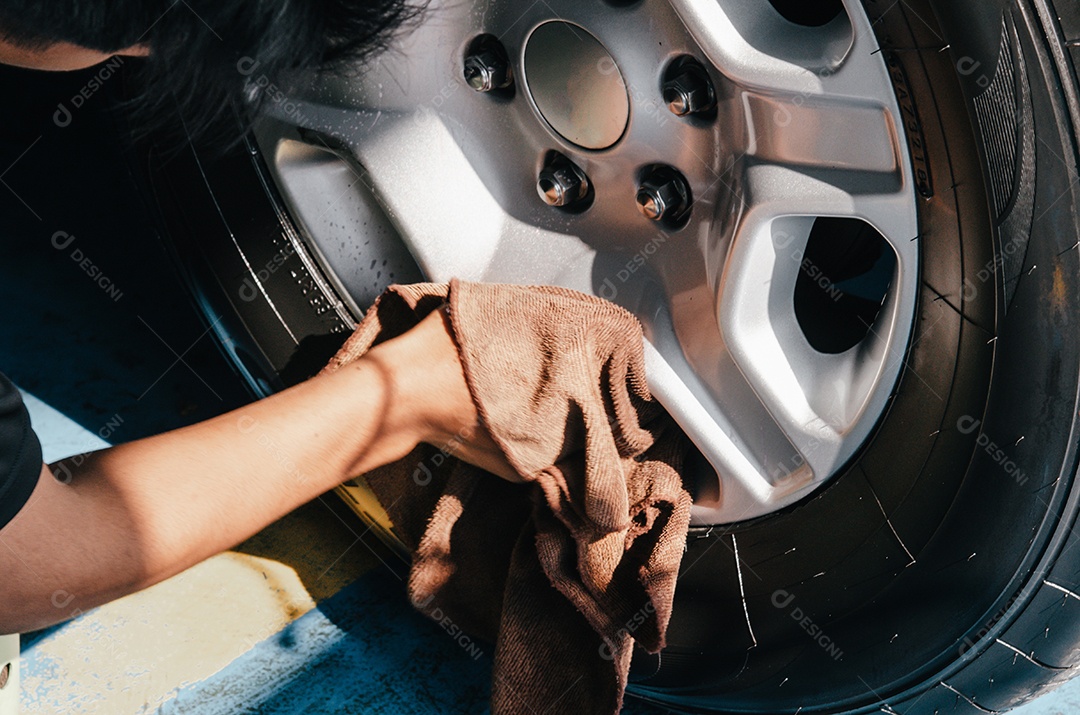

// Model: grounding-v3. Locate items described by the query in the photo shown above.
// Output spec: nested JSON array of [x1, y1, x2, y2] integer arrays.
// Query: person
[[0, 0, 516, 636]]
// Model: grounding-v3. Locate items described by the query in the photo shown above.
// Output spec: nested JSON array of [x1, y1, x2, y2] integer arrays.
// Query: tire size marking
[[886, 53, 935, 199]]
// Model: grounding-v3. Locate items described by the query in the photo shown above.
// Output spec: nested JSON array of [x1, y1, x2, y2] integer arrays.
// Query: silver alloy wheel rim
[[251, 0, 921, 524]]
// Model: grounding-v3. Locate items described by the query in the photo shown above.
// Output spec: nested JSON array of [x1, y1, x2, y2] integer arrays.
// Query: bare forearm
[[0, 306, 513, 635], [0, 353, 421, 634]]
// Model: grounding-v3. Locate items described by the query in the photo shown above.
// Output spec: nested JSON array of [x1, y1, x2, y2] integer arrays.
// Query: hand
[[0, 304, 522, 636], [366, 307, 524, 483]]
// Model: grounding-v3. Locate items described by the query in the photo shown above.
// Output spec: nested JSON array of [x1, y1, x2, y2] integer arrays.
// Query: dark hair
[[0, 0, 424, 143]]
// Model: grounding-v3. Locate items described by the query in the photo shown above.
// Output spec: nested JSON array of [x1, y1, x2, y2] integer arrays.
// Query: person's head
[[0, 0, 422, 141]]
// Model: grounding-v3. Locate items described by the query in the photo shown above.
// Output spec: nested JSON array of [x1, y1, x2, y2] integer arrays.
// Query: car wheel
[[137, 0, 1080, 711]]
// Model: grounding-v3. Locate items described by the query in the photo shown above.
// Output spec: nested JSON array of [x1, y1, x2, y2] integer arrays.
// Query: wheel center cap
[[523, 22, 629, 150]]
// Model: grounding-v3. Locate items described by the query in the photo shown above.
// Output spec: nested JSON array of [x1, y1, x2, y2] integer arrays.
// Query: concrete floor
[[1, 56, 1079, 715]]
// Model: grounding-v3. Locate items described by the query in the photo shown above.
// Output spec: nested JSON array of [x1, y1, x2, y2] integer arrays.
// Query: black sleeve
[[0, 372, 43, 530]]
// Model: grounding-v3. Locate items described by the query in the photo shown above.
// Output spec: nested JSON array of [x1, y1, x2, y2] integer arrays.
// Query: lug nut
[[464, 49, 512, 92], [636, 169, 690, 223], [662, 67, 715, 117], [537, 160, 589, 207]]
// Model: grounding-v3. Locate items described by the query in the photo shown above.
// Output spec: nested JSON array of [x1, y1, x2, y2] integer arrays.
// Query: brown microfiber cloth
[[321, 279, 694, 714]]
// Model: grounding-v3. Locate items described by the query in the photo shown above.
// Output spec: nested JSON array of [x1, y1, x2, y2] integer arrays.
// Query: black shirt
[[0, 372, 42, 529]]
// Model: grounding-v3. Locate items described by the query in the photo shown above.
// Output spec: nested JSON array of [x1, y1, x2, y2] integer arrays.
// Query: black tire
[[135, 0, 1080, 712], [630, 0, 1080, 711]]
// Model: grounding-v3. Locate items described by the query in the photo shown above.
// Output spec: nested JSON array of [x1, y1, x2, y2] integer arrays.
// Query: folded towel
[[321, 279, 693, 714]]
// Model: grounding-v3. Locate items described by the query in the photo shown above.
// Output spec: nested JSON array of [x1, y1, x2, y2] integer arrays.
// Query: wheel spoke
[[717, 211, 910, 478], [743, 95, 899, 181], [717, 155, 918, 481], [690, 0, 920, 485], [251, 0, 921, 524]]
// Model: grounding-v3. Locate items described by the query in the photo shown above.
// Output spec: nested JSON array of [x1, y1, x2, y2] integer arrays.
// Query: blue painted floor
[[2, 55, 1079, 715]]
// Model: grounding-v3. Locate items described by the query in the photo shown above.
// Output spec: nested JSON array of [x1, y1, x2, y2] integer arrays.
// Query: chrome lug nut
[[662, 66, 715, 117], [464, 50, 512, 92], [537, 161, 589, 207], [636, 169, 690, 223]]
